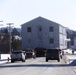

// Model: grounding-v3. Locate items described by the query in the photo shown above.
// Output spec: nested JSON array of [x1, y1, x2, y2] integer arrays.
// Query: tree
[[4, 28, 8, 34], [12, 36, 21, 50], [0, 28, 10, 53], [0, 28, 22, 53], [12, 28, 20, 36]]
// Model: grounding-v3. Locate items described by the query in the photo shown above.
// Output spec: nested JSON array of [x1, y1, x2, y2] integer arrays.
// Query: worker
[[7, 57, 10, 62], [72, 50, 74, 55]]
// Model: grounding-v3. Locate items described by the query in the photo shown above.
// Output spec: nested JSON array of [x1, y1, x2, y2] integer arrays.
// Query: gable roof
[[21, 16, 65, 28]]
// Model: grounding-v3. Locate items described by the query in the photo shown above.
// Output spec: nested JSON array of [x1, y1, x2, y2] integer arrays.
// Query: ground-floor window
[[49, 38, 54, 44]]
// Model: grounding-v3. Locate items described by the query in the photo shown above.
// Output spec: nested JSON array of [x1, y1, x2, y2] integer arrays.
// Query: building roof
[[21, 16, 66, 28]]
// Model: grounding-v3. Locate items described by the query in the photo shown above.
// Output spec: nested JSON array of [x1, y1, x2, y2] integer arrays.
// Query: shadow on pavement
[[0, 58, 76, 68], [0, 63, 75, 68]]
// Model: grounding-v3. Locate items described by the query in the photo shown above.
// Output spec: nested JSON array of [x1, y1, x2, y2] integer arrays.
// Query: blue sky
[[0, 0, 76, 30]]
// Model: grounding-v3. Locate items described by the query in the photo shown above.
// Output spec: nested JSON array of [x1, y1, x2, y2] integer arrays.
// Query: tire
[[33, 57, 36, 59], [22, 59, 25, 62], [33, 55, 36, 59], [11, 60, 14, 63], [25, 56, 27, 59], [58, 59, 60, 62], [60, 56, 62, 59], [46, 58, 48, 62]]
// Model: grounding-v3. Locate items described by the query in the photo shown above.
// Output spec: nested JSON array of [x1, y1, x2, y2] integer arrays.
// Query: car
[[11, 50, 26, 63], [25, 48, 36, 59], [45, 49, 60, 62]]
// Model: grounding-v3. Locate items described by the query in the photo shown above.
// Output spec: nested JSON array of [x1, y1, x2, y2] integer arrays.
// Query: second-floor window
[[49, 26, 53, 32], [27, 27, 31, 32]]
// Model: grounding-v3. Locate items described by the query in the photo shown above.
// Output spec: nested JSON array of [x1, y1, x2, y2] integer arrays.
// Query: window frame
[[49, 38, 54, 44], [49, 26, 53, 32], [27, 27, 31, 32]]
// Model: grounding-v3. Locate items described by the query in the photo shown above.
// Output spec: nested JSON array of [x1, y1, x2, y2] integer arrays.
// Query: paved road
[[0, 57, 76, 75]]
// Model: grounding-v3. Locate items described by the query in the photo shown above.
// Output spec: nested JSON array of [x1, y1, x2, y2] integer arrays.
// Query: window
[[49, 38, 54, 44], [39, 27, 42, 31], [28, 39, 31, 44], [27, 27, 31, 32], [38, 25, 42, 31], [49, 26, 53, 32], [38, 36, 42, 42]]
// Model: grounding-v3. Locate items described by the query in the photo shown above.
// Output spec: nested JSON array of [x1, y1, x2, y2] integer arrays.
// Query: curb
[[0, 59, 8, 65]]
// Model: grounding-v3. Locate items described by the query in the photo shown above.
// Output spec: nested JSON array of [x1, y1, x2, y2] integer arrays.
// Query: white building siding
[[59, 25, 67, 49]]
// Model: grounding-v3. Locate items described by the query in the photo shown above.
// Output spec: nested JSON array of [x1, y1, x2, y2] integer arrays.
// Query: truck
[[45, 49, 61, 62]]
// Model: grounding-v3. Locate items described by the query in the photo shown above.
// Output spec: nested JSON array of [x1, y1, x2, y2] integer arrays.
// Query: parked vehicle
[[25, 48, 36, 59], [11, 50, 26, 63], [34, 47, 46, 57], [45, 49, 60, 62]]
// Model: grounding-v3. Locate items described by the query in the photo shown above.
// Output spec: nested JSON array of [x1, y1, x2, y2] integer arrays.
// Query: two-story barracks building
[[21, 17, 67, 50]]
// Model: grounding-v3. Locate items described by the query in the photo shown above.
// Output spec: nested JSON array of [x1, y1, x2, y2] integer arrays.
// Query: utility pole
[[0, 20, 3, 59], [7, 23, 14, 55]]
